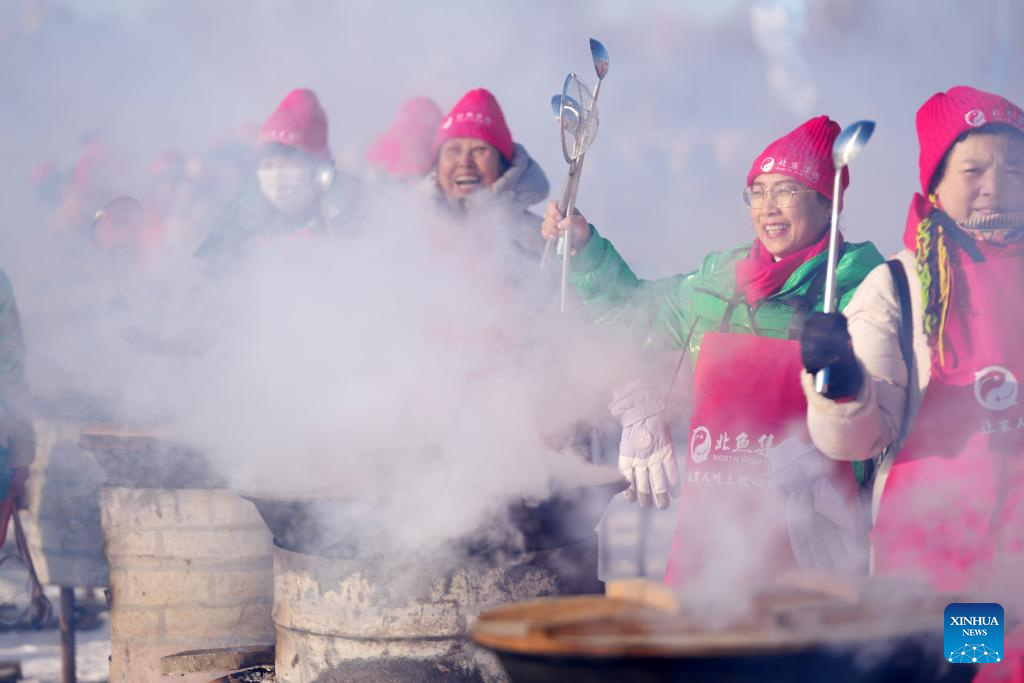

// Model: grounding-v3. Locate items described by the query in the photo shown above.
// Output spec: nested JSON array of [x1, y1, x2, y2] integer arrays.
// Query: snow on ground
[[0, 542, 109, 683], [0, 605, 109, 683]]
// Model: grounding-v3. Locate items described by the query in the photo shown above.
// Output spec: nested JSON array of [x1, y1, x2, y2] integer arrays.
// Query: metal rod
[[543, 157, 585, 311], [637, 506, 650, 577], [559, 170, 580, 312], [597, 512, 609, 581], [59, 587, 76, 683], [821, 170, 843, 314], [557, 159, 586, 311], [540, 233, 555, 270], [12, 511, 52, 629], [541, 172, 576, 270], [814, 169, 845, 394]]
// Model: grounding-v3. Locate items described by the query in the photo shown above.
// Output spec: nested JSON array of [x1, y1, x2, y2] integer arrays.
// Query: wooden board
[[160, 644, 275, 675]]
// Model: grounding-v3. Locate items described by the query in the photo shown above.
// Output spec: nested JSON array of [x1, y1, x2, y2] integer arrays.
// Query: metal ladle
[[815, 120, 876, 395]]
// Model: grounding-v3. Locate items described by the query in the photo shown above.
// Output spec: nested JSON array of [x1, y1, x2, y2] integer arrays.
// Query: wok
[[78, 428, 222, 489], [471, 586, 977, 683]]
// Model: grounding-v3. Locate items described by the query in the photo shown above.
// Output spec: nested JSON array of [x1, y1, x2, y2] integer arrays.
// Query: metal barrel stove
[[245, 463, 624, 682]]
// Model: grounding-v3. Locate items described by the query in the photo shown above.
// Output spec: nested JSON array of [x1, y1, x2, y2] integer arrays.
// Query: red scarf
[[735, 229, 836, 304]]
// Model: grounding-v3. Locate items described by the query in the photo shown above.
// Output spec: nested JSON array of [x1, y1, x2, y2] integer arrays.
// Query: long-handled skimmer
[[540, 38, 609, 313]]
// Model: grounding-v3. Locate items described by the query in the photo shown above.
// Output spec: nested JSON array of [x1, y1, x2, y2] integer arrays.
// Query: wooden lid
[[471, 584, 955, 659]]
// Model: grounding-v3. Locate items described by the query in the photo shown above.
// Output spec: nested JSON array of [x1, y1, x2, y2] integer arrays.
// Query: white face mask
[[258, 166, 318, 214]]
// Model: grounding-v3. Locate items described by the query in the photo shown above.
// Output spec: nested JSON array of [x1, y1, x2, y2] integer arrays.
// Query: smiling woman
[[539, 116, 884, 590], [744, 175, 831, 259], [437, 138, 509, 199], [432, 88, 516, 204], [424, 88, 551, 263]]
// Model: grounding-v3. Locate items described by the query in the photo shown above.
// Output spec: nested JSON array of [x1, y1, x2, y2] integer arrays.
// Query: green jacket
[[570, 228, 884, 367]]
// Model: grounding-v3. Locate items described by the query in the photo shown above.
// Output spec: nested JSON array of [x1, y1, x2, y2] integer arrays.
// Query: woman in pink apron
[[801, 86, 1024, 682], [541, 117, 883, 588]]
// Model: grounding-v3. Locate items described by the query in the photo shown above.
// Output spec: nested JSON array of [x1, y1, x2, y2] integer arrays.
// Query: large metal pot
[[79, 428, 222, 489], [240, 465, 625, 558], [246, 464, 625, 682], [471, 586, 977, 683]]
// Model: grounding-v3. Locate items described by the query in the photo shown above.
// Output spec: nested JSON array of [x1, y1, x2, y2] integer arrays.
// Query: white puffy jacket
[[799, 248, 931, 516]]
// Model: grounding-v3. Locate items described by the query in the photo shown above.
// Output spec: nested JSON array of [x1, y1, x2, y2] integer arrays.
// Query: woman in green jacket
[[542, 116, 883, 584]]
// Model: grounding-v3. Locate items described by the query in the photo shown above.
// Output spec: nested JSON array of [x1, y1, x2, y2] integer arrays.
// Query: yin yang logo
[[974, 366, 1018, 412], [690, 426, 712, 463]]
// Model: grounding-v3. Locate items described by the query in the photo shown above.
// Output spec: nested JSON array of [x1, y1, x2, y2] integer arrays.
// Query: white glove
[[608, 380, 679, 509], [765, 437, 868, 575]]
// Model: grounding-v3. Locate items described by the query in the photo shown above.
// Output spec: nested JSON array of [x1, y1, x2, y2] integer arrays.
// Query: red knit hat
[[258, 88, 330, 160], [434, 88, 514, 163], [915, 85, 1024, 193], [367, 96, 443, 177], [746, 115, 849, 201]]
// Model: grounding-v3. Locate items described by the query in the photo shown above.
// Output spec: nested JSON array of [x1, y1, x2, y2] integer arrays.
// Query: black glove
[[800, 312, 863, 400]]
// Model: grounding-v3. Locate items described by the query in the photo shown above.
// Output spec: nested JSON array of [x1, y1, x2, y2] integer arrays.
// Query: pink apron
[[873, 248, 1024, 682], [664, 332, 857, 586]]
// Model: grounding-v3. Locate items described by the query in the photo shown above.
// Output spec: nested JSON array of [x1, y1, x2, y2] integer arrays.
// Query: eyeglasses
[[743, 186, 817, 209]]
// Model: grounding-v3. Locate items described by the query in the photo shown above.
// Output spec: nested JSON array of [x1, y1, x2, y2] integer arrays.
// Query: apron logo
[[964, 109, 987, 127], [759, 157, 775, 173], [690, 426, 711, 463], [973, 366, 1018, 411]]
